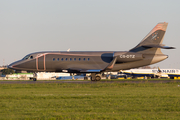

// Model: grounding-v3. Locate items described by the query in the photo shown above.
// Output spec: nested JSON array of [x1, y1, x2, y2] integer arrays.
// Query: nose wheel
[[32, 72, 37, 81]]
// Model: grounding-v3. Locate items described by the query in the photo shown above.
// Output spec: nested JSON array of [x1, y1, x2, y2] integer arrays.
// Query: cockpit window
[[22, 55, 33, 60], [22, 55, 30, 60]]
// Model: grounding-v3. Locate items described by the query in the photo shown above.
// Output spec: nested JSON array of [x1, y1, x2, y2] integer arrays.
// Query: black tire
[[33, 78, 37, 81], [91, 77, 96, 81], [95, 76, 101, 81]]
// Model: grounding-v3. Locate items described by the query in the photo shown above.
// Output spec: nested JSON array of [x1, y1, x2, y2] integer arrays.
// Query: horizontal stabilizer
[[142, 44, 175, 49]]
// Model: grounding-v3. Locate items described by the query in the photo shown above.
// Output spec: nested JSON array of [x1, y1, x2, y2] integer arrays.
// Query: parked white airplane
[[120, 68, 180, 78]]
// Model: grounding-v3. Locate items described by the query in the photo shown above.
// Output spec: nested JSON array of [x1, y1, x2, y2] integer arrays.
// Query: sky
[[1, 0, 180, 69]]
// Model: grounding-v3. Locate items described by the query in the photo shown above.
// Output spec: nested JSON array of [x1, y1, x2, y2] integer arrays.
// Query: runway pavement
[[0, 80, 180, 84]]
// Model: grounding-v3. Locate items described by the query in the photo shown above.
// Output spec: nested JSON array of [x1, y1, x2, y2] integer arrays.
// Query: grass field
[[0, 81, 180, 119]]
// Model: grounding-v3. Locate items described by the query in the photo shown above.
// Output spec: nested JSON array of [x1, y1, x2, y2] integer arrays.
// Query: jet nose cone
[[8, 60, 27, 70], [8, 65, 12, 69], [8, 60, 20, 69]]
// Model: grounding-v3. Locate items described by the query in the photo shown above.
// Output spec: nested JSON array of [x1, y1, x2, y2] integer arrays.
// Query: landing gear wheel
[[91, 77, 96, 81], [33, 73, 37, 81], [90, 73, 101, 81], [95, 76, 101, 81]]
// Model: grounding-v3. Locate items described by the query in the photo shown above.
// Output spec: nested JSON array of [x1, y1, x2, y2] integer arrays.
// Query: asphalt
[[0, 80, 180, 84]]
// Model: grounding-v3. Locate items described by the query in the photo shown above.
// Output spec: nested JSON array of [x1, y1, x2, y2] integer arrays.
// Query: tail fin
[[158, 67, 162, 73], [130, 22, 175, 54]]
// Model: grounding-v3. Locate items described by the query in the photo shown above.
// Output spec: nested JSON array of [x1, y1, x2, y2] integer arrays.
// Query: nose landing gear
[[30, 73, 37, 81]]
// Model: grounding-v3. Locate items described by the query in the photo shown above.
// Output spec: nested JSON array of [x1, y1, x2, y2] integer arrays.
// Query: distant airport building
[[35, 72, 70, 80], [120, 68, 180, 79], [2, 72, 71, 80]]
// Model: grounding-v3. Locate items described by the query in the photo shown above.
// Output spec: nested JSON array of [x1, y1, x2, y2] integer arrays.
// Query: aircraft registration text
[[120, 55, 135, 58]]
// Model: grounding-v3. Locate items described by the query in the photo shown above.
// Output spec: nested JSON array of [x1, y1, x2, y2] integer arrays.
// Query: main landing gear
[[91, 73, 101, 81]]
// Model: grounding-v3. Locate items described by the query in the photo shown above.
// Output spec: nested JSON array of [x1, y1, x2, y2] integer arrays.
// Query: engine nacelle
[[114, 52, 143, 63]]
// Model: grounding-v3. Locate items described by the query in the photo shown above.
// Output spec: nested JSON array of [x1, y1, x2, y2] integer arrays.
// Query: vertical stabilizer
[[130, 22, 168, 54]]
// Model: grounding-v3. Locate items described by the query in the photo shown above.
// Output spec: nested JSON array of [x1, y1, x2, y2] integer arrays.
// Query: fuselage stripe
[[44, 54, 46, 70], [44, 53, 98, 56], [36, 57, 39, 70]]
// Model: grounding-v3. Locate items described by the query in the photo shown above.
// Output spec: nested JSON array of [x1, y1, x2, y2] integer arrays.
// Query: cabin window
[[88, 58, 90, 61], [79, 58, 81, 61], [70, 58, 72, 61], [83, 58, 86, 61], [66, 58, 68, 61], [30, 56, 33, 59], [61, 58, 63, 61], [74, 58, 76, 61], [53, 58, 55, 61], [57, 58, 59, 61]]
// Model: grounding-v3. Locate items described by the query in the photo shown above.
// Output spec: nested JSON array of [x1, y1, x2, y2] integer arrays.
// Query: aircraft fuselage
[[8, 22, 175, 81], [9, 51, 168, 73]]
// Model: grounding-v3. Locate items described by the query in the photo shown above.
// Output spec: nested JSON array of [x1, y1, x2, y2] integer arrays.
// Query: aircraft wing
[[103, 56, 117, 70], [64, 56, 118, 73]]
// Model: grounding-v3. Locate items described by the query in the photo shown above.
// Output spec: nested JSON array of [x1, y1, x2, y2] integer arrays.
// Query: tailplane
[[130, 22, 175, 54]]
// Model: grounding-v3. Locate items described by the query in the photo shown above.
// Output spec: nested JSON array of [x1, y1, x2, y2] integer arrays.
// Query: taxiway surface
[[0, 80, 180, 84]]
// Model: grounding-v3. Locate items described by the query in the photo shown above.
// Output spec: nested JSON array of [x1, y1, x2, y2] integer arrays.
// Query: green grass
[[0, 82, 180, 119], [101, 78, 176, 81]]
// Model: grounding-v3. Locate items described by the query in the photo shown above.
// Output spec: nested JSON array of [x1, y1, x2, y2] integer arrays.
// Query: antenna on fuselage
[[67, 48, 70, 52]]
